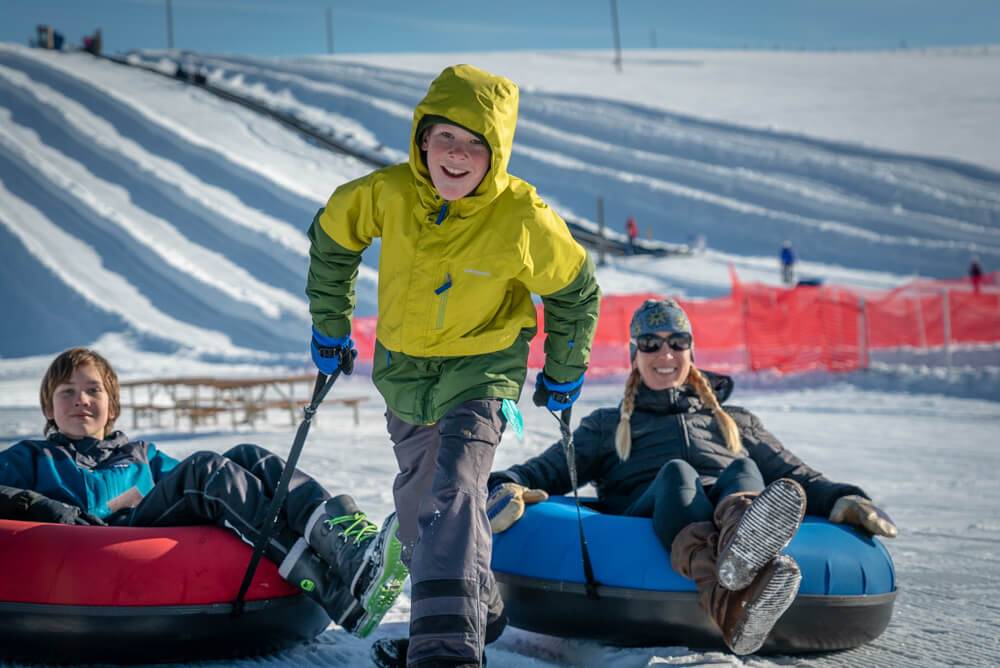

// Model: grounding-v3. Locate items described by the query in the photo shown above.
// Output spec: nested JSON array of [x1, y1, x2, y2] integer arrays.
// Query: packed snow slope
[[1, 44, 1000, 362], [1, 44, 999, 668], [0, 377, 998, 667]]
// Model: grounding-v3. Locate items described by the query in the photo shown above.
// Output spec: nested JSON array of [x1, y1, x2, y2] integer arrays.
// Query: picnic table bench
[[120, 374, 366, 431]]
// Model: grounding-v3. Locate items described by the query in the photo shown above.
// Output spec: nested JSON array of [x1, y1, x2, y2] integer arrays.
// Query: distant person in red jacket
[[970, 256, 983, 295], [626, 216, 639, 255]]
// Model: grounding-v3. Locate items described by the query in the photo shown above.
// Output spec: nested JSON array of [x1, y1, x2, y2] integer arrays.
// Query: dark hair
[[39, 347, 120, 437], [415, 114, 491, 158]]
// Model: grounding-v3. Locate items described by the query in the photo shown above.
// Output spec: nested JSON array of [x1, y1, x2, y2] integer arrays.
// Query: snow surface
[[2, 42, 1000, 666], [1, 376, 998, 667]]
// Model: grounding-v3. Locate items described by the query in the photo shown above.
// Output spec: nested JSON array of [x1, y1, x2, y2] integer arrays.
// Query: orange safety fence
[[350, 271, 1000, 376]]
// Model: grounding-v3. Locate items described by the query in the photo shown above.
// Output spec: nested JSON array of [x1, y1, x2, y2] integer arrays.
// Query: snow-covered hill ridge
[[1, 44, 998, 362]]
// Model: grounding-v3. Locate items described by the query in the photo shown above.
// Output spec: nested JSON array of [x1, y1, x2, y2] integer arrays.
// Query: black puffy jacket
[[491, 371, 866, 516]]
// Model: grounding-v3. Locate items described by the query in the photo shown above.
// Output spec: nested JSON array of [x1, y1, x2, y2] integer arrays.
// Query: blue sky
[[3, 0, 1000, 56]]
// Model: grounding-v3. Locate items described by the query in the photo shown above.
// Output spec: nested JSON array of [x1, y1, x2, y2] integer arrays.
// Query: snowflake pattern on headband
[[630, 299, 691, 338]]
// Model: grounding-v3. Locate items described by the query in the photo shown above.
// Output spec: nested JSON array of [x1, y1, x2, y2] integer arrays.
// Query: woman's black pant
[[624, 457, 765, 551]]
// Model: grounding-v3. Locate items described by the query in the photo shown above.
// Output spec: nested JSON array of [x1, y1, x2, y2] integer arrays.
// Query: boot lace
[[324, 512, 377, 545]]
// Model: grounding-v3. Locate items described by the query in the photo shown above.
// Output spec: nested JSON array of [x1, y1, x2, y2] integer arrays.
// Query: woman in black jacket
[[487, 299, 896, 655]]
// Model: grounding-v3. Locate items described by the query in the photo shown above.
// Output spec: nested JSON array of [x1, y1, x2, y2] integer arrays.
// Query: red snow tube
[[0, 519, 329, 663]]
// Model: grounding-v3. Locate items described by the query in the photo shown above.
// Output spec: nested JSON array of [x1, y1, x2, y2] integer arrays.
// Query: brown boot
[[715, 479, 806, 591], [672, 521, 802, 656], [671, 521, 729, 631], [718, 555, 801, 655]]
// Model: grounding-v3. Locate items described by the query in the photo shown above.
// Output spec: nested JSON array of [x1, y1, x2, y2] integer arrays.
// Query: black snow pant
[[387, 399, 507, 668], [120, 443, 330, 566], [624, 457, 765, 552]]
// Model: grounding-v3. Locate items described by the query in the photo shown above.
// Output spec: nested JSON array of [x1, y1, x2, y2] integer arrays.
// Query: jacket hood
[[409, 64, 519, 216], [634, 369, 735, 414]]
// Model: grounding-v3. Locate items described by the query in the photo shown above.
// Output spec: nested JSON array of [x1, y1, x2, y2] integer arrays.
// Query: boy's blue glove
[[310, 327, 356, 375], [533, 372, 584, 411]]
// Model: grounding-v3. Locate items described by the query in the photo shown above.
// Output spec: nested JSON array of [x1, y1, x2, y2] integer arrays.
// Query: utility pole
[[650, 28, 657, 49], [165, 0, 174, 50], [325, 7, 334, 54], [610, 0, 622, 72]]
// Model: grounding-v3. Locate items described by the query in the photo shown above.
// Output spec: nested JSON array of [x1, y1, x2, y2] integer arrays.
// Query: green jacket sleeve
[[306, 208, 365, 338], [539, 253, 601, 382]]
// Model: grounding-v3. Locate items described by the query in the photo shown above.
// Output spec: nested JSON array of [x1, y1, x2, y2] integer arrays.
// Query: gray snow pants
[[387, 399, 507, 668], [121, 443, 330, 565]]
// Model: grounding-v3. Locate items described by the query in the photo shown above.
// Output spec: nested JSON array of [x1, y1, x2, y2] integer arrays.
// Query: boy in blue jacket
[[0, 347, 405, 638]]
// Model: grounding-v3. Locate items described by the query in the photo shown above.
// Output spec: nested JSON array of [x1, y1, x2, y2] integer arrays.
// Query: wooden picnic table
[[120, 374, 366, 431]]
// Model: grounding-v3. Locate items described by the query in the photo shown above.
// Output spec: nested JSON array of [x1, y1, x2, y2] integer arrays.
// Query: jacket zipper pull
[[434, 203, 449, 225], [435, 273, 452, 295]]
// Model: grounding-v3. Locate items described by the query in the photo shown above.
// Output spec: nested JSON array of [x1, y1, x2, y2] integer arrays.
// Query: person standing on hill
[[626, 216, 639, 255], [970, 256, 983, 295], [780, 241, 796, 287], [306, 64, 600, 668]]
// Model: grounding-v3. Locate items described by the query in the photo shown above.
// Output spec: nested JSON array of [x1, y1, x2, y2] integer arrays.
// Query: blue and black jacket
[[0, 431, 178, 520]]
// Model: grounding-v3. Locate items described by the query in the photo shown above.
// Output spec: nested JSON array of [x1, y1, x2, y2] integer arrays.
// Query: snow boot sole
[[726, 555, 801, 655], [353, 513, 408, 638], [717, 478, 806, 591]]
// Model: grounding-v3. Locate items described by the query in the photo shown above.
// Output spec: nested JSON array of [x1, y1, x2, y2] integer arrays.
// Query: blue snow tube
[[491, 497, 896, 653]]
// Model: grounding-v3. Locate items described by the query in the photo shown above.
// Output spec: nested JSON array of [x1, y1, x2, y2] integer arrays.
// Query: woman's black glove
[[0, 485, 106, 525]]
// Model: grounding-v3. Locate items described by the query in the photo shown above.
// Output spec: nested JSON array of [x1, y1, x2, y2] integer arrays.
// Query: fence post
[[914, 296, 927, 350], [858, 296, 869, 370], [941, 288, 952, 369], [741, 290, 753, 372]]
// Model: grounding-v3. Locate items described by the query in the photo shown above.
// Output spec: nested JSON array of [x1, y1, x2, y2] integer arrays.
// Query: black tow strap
[[231, 367, 343, 617], [551, 407, 601, 600]]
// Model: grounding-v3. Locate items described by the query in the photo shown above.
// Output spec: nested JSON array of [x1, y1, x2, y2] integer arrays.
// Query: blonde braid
[[687, 367, 743, 454], [615, 368, 642, 461]]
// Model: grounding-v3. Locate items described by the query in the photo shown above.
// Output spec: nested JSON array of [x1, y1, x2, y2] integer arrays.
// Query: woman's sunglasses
[[635, 332, 693, 354]]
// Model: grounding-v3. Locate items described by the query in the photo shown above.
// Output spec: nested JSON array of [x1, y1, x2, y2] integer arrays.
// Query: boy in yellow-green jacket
[[306, 64, 600, 667]]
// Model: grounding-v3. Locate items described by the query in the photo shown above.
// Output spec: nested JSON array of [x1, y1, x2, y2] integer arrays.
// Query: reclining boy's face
[[420, 123, 490, 201], [45, 363, 111, 439]]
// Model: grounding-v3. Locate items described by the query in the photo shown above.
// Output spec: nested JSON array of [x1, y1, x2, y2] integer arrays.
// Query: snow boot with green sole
[[304, 496, 408, 637]]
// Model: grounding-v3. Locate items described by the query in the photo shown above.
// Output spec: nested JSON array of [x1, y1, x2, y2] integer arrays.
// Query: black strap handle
[[550, 407, 601, 600], [231, 365, 343, 616]]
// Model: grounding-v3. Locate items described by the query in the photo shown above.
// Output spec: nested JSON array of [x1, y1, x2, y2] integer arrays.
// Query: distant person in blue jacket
[[0, 347, 405, 638], [780, 240, 796, 286]]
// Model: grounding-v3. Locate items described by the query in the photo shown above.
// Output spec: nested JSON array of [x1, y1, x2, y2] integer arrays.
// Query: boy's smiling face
[[421, 123, 490, 201], [46, 363, 111, 439]]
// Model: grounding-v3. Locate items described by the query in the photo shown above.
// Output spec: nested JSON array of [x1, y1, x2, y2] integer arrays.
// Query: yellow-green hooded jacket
[[307, 64, 600, 425]]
